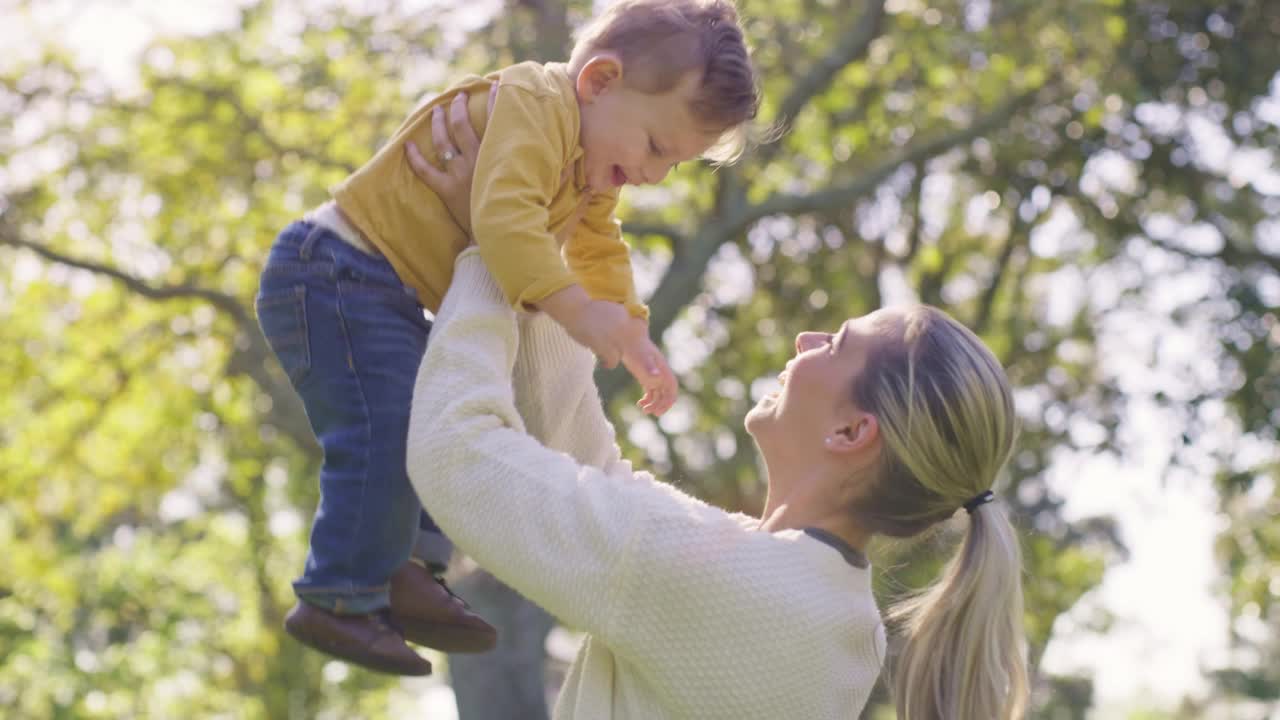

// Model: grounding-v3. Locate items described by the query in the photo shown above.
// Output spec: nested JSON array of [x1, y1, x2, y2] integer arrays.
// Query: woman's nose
[[795, 332, 821, 353]]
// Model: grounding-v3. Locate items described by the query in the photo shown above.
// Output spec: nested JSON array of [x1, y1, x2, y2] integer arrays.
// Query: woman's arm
[[512, 311, 628, 472], [407, 251, 651, 637]]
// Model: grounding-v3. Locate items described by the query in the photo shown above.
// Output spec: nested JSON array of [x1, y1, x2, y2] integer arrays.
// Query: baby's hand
[[618, 318, 677, 416], [544, 292, 677, 415], [559, 298, 631, 368]]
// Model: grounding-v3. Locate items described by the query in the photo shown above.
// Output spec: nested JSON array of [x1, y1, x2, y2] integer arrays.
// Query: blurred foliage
[[1, 0, 1277, 717]]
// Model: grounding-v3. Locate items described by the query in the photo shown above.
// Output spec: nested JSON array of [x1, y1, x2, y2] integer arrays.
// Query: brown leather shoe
[[389, 561, 498, 653], [284, 602, 432, 676]]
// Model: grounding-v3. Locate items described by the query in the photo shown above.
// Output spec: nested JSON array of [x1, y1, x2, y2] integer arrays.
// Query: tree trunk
[[449, 570, 556, 720]]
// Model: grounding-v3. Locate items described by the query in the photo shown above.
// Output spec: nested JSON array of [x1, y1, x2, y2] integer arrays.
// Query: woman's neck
[[757, 475, 872, 555]]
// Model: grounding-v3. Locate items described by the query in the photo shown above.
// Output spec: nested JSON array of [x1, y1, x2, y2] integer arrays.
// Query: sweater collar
[[803, 527, 869, 569]]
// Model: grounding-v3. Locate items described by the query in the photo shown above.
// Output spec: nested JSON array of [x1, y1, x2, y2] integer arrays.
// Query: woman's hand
[[405, 82, 590, 247], [405, 85, 497, 238]]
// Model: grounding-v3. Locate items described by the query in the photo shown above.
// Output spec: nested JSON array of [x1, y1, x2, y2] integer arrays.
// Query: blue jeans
[[255, 221, 452, 614]]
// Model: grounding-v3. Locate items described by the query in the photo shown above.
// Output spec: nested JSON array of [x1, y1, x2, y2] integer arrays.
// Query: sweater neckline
[[803, 527, 869, 569]]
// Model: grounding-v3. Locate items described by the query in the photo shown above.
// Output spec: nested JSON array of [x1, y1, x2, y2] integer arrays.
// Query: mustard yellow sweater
[[332, 62, 644, 318]]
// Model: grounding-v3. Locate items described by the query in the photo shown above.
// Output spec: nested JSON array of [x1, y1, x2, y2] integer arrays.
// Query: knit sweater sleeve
[[511, 309, 627, 474], [407, 249, 651, 636]]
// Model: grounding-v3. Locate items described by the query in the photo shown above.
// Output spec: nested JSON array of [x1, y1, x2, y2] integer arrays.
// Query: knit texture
[[407, 250, 887, 719]]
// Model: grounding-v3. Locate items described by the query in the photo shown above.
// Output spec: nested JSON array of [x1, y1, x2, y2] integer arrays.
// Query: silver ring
[[440, 149, 457, 163]]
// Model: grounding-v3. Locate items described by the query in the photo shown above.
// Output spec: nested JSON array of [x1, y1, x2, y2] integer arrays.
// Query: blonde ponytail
[[888, 502, 1029, 719], [846, 305, 1029, 719]]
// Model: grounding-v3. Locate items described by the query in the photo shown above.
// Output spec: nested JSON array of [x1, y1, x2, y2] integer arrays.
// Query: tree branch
[[0, 225, 250, 324], [973, 180, 1036, 334], [0, 221, 317, 450], [750, 84, 1047, 224], [1063, 176, 1280, 275], [161, 76, 355, 173], [621, 221, 688, 246], [1146, 232, 1280, 274], [829, 82, 884, 132], [773, 0, 886, 126], [973, 222, 1024, 334], [759, 0, 887, 164]]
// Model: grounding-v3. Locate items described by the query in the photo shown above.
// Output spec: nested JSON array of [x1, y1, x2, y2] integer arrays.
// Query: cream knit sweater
[[407, 250, 886, 719]]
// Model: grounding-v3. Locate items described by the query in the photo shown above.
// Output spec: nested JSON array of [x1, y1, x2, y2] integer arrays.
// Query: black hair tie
[[963, 490, 995, 514]]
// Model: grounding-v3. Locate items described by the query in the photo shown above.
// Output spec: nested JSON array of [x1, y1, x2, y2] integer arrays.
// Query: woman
[[402, 97, 1029, 719]]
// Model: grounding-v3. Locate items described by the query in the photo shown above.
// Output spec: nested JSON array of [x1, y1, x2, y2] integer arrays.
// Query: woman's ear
[[576, 54, 624, 102], [824, 413, 879, 455]]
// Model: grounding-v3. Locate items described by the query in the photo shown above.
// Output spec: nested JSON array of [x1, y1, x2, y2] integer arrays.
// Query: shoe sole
[[394, 616, 499, 654], [284, 617, 433, 676]]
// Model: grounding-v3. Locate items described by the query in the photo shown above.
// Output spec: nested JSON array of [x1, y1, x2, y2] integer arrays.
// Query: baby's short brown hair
[[571, 0, 759, 163]]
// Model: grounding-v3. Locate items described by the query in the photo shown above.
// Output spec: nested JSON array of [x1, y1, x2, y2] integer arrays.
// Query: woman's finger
[[405, 141, 447, 189], [430, 105, 458, 167], [449, 93, 482, 159]]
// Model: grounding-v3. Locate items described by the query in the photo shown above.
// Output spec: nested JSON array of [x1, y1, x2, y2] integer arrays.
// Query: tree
[[2, 0, 1277, 717]]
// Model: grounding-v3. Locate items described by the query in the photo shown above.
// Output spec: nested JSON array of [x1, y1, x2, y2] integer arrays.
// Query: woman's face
[[745, 308, 904, 456]]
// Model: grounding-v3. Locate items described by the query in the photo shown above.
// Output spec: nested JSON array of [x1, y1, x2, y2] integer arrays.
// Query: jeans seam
[[299, 222, 323, 260], [260, 261, 333, 277], [295, 285, 311, 384], [332, 244, 376, 587], [255, 285, 312, 387], [297, 583, 390, 595]]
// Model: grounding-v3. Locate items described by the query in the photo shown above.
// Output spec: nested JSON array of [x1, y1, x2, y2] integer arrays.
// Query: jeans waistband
[[305, 201, 381, 258]]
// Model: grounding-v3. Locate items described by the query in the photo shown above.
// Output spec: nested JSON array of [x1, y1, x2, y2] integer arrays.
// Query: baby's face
[[578, 70, 718, 193]]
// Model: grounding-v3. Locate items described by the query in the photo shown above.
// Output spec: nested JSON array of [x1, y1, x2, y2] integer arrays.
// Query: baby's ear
[[576, 54, 624, 101]]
